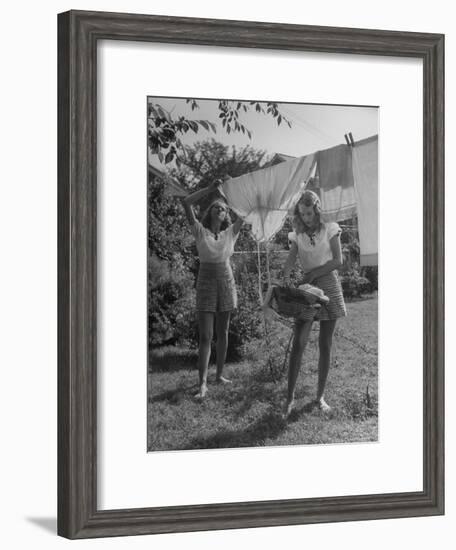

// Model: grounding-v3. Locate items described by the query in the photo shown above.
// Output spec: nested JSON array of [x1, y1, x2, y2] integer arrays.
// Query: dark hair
[[200, 199, 232, 231], [293, 190, 323, 235]]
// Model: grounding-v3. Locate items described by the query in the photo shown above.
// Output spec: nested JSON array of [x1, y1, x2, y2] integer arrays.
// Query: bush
[[340, 271, 372, 298], [148, 255, 197, 347], [226, 271, 264, 361], [362, 266, 378, 291]]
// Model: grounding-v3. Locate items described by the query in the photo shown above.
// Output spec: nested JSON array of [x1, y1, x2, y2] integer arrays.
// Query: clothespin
[[344, 132, 356, 147]]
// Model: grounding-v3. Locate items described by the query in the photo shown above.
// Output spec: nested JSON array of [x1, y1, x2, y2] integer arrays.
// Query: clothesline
[[232, 250, 286, 255], [235, 206, 292, 212], [222, 135, 377, 265]]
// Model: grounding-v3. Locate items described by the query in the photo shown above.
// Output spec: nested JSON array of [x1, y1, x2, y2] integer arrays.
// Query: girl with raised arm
[[182, 179, 244, 399]]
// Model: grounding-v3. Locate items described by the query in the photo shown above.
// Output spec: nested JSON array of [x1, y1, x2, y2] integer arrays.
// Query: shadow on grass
[[227, 383, 282, 418], [149, 383, 198, 405], [285, 400, 334, 423], [149, 347, 198, 373], [219, 374, 314, 420], [285, 392, 378, 423], [187, 409, 287, 449]]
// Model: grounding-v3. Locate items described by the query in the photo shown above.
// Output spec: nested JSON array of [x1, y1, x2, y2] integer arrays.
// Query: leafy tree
[[148, 98, 291, 166], [148, 174, 194, 265], [148, 173, 198, 347], [172, 138, 268, 188]]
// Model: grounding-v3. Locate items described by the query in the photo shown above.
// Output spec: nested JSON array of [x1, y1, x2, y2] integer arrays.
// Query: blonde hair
[[293, 190, 323, 235]]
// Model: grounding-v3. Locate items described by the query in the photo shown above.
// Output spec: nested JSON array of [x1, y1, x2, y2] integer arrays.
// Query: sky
[[148, 96, 378, 166]]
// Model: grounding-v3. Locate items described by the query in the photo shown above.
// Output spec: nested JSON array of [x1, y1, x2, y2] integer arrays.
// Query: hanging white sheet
[[352, 136, 378, 266], [221, 154, 316, 242]]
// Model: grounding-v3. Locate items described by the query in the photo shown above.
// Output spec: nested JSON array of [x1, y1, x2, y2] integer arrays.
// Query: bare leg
[[215, 311, 231, 383], [195, 312, 214, 398], [285, 320, 313, 416], [316, 319, 337, 410]]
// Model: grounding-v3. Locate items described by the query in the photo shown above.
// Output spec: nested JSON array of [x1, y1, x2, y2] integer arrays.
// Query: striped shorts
[[196, 262, 238, 313], [306, 270, 347, 321]]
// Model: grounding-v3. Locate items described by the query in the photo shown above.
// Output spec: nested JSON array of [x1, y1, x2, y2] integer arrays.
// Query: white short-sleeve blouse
[[288, 222, 342, 273], [191, 220, 239, 263]]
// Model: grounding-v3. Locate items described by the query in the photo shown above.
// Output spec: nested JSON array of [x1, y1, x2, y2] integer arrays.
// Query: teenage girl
[[182, 180, 244, 399], [282, 190, 346, 417]]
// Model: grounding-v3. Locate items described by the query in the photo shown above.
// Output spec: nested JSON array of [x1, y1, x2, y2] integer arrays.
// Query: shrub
[[340, 271, 372, 298], [362, 266, 378, 291], [148, 255, 197, 347], [226, 271, 264, 361]]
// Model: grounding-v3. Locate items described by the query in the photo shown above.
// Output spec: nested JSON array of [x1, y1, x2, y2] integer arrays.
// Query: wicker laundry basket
[[271, 285, 328, 321]]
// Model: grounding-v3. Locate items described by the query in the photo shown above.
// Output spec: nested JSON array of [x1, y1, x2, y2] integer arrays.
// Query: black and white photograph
[[147, 97, 378, 451]]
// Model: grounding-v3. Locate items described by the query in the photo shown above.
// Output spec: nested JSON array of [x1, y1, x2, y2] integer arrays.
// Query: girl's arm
[[232, 202, 256, 236], [182, 180, 220, 226], [282, 242, 298, 285], [232, 203, 252, 235], [232, 216, 244, 236], [181, 197, 198, 226], [222, 176, 243, 236], [303, 234, 343, 283]]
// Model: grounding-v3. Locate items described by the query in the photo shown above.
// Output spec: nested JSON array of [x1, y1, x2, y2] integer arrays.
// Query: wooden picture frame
[[57, 9, 444, 539]]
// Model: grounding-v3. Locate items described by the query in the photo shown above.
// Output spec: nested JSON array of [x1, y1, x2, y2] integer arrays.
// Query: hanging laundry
[[221, 135, 378, 266], [315, 137, 378, 265], [317, 144, 357, 222], [221, 154, 316, 242], [352, 135, 378, 266]]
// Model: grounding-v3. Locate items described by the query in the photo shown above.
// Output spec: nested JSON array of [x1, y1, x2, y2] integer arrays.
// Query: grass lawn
[[148, 295, 378, 451]]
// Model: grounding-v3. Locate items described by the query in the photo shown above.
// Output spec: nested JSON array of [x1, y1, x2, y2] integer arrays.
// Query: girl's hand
[[283, 276, 291, 288], [216, 175, 232, 194], [211, 180, 226, 196]]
